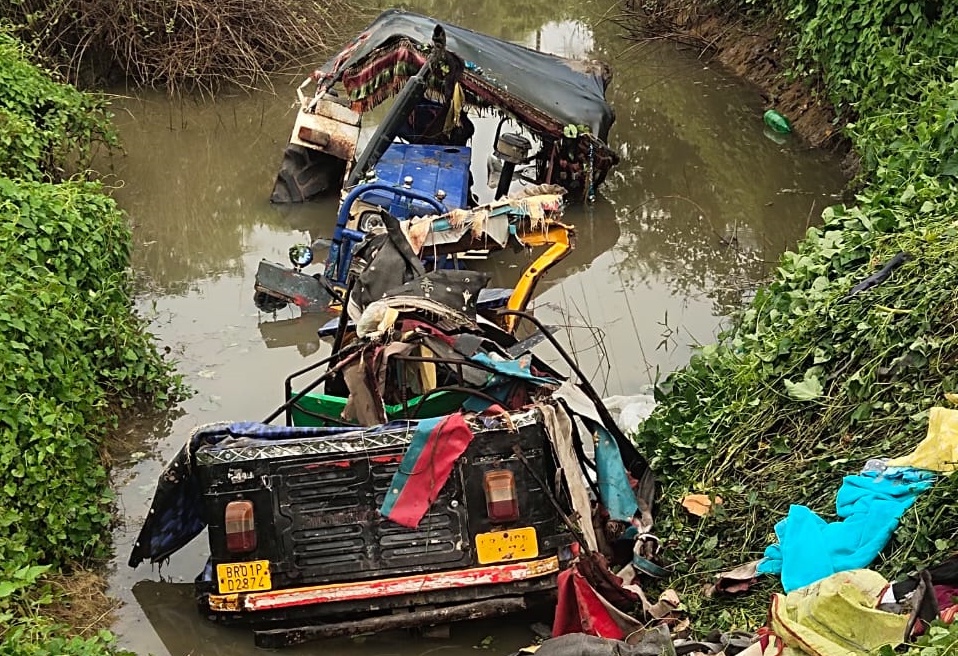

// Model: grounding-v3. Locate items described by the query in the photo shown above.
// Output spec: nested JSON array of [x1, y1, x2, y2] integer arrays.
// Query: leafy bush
[[774, 0, 958, 118], [0, 178, 180, 578], [0, 26, 180, 656], [1, 621, 129, 656], [891, 622, 958, 656], [717, 0, 958, 121], [0, 26, 116, 181]]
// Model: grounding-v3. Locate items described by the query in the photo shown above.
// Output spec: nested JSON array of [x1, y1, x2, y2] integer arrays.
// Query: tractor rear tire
[[270, 144, 346, 203]]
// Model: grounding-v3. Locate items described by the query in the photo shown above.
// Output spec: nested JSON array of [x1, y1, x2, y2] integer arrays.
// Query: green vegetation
[[631, 0, 958, 630], [890, 621, 958, 656], [0, 29, 117, 181], [0, 27, 180, 654]]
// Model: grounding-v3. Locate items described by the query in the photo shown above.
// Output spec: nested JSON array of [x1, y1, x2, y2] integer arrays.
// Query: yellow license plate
[[475, 527, 539, 565], [216, 560, 271, 594]]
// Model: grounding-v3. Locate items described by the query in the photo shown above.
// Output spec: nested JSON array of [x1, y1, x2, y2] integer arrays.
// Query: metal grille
[[276, 458, 471, 581]]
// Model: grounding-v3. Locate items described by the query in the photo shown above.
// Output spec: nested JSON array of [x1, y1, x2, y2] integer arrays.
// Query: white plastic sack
[[602, 394, 656, 435]]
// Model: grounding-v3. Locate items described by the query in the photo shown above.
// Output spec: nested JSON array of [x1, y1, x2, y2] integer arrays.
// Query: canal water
[[105, 0, 844, 653]]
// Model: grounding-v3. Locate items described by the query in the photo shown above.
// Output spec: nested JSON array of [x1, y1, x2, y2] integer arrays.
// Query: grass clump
[[627, 0, 958, 632]]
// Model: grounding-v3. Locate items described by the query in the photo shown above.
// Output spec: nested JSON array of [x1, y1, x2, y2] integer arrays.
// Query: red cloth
[[552, 565, 626, 640], [935, 585, 958, 609]]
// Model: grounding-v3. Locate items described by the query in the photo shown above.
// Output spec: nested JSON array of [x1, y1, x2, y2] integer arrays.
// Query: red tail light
[[225, 500, 257, 553], [483, 470, 519, 523]]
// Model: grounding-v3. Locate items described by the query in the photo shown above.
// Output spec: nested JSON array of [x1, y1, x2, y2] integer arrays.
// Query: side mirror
[[288, 244, 313, 270]]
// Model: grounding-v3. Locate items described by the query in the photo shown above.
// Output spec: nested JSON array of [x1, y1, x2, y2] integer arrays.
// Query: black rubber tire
[[270, 144, 346, 204]]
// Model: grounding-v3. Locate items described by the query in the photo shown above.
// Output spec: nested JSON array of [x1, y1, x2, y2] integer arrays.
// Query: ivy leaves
[[0, 180, 182, 579], [784, 371, 824, 401], [0, 27, 117, 182], [632, 0, 958, 634], [887, 622, 958, 656], [0, 29, 179, 656]]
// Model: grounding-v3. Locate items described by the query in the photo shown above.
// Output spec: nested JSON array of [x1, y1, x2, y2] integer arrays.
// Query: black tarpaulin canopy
[[314, 9, 616, 141]]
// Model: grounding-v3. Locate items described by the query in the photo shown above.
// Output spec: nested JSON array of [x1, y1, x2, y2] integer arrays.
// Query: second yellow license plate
[[216, 560, 271, 594], [475, 527, 539, 565]]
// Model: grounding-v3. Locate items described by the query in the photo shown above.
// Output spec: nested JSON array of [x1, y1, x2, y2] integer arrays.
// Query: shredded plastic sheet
[[768, 570, 907, 656], [602, 394, 657, 435], [888, 405, 958, 473]]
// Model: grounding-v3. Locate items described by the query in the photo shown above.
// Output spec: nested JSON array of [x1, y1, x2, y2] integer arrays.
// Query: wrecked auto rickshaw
[[130, 230, 656, 647], [253, 9, 617, 315]]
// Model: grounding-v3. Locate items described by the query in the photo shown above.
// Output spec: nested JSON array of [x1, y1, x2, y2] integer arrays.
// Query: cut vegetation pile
[[0, 0, 358, 93], [0, 28, 181, 654], [623, 0, 958, 629]]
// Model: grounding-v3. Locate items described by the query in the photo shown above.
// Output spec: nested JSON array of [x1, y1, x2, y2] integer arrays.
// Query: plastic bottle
[[764, 109, 792, 134]]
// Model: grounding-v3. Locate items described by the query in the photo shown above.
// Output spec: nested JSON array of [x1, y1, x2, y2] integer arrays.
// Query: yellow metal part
[[475, 526, 539, 565], [503, 223, 575, 333], [208, 593, 241, 612]]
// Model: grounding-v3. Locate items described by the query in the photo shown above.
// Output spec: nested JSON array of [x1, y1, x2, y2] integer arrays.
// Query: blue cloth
[[587, 420, 639, 522], [469, 352, 558, 386], [461, 353, 557, 413], [757, 467, 935, 592]]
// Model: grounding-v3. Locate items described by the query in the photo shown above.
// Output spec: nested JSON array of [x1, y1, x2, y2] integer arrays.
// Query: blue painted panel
[[365, 144, 472, 218]]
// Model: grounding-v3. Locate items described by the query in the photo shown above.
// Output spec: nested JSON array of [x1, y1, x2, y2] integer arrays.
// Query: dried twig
[[1, 0, 364, 95]]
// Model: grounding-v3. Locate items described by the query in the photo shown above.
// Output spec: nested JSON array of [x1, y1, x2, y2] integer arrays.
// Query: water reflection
[[257, 313, 331, 357], [395, 0, 584, 42], [109, 93, 322, 294], [108, 1, 843, 653]]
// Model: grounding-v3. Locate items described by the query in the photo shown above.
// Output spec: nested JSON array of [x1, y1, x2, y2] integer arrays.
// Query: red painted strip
[[304, 460, 351, 469], [370, 455, 403, 464], [211, 557, 558, 612]]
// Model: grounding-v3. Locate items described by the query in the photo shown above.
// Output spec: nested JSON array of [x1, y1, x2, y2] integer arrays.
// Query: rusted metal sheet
[[290, 98, 360, 162], [311, 96, 362, 124], [253, 260, 331, 312], [206, 556, 558, 612], [253, 596, 528, 648]]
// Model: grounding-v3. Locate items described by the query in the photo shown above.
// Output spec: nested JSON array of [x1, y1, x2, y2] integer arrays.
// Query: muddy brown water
[[105, 0, 843, 653]]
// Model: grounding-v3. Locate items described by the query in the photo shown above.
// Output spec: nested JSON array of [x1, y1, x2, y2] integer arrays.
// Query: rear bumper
[[254, 596, 530, 647], [207, 555, 559, 614]]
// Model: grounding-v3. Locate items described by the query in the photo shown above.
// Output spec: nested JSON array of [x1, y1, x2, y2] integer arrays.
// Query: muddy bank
[[616, 0, 848, 158]]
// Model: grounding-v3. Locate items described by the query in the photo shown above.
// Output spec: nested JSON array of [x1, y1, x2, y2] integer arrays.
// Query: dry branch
[[610, 0, 714, 50], [1, 0, 361, 94]]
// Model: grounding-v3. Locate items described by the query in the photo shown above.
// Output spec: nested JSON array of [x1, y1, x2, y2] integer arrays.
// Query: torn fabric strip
[[380, 413, 474, 527]]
